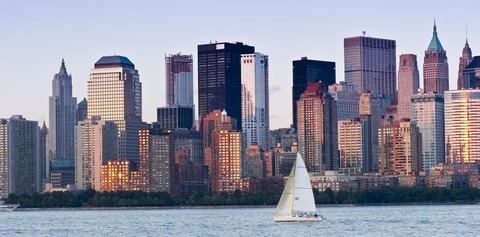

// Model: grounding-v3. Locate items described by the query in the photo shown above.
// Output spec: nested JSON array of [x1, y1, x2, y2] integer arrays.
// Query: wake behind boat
[[274, 152, 325, 222], [0, 200, 20, 211]]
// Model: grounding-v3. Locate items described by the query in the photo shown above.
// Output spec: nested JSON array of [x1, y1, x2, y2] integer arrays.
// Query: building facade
[[328, 82, 360, 121], [297, 82, 338, 173], [444, 89, 480, 164], [165, 53, 194, 108], [457, 39, 473, 89], [411, 92, 445, 172], [397, 54, 420, 120], [241, 53, 269, 150], [198, 42, 254, 131], [423, 22, 449, 94], [292, 57, 335, 130], [462, 56, 480, 89], [76, 98, 87, 123], [87, 56, 143, 161], [156, 106, 194, 130], [338, 116, 373, 175], [344, 36, 396, 103]]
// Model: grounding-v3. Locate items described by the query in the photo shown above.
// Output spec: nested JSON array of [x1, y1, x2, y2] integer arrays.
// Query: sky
[[1, 1, 479, 129]]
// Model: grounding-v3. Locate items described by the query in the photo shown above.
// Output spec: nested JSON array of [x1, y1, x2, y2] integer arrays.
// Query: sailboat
[[274, 152, 325, 222]]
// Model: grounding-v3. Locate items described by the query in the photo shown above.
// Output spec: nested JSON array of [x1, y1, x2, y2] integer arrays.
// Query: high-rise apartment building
[[397, 54, 420, 120], [241, 53, 269, 150], [165, 54, 194, 108], [87, 56, 143, 161], [297, 82, 338, 173], [211, 129, 243, 194], [423, 22, 449, 94], [338, 116, 373, 175], [378, 120, 422, 176], [457, 39, 473, 89], [0, 116, 41, 199], [411, 92, 444, 172], [48, 59, 77, 181], [344, 36, 396, 103], [198, 42, 254, 131], [292, 57, 335, 130], [328, 82, 360, 121], [462, 56, 480, 89], [75, 117, 117, 190], [445, 89, 480, 164]]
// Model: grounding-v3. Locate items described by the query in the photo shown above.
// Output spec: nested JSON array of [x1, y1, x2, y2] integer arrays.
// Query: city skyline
[[1, 1, 479, 129]]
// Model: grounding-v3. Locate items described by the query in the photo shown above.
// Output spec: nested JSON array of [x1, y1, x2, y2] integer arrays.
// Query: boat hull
[[274, 216, 325, 222], [0, 204, 20, 211]]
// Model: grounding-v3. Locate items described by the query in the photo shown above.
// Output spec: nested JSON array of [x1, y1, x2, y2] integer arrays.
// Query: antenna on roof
[[362, 31, 366, 36]]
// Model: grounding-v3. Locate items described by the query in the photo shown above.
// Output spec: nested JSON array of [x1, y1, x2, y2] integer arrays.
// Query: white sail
[[292, 153, 317, 213], [274, 165, 295, 218]]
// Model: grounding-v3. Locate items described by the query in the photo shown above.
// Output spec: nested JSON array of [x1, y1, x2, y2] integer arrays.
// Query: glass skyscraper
[[165, 53, 194, 108]]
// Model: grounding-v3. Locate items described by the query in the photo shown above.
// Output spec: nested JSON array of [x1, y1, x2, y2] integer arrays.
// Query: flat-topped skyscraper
[[423, 21, 449, 94], [87, 55, 143, 161], [165, 53, 194, 108]]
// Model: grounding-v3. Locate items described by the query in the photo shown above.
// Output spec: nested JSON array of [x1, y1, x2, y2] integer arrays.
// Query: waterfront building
[[411, 92, 445, 172], [0, 116, 41, 199], [344, 36, 396, 104], [423, 22, 449, 94], [444, 89, 480, 164], [297, 82, 338, 173], [328, 82, 360, 121], [462, 56, 480, 89], [156, 106, 194, 130], [48, 59, 77, 186], [397, 54, 420, 120], [241, 53, 269, 150], [87, 56, 144, 161], [292, 57, 335, 130], [198, 42, 254, 131], [457, 39, 473, 89], [165, 53, 194, 108]]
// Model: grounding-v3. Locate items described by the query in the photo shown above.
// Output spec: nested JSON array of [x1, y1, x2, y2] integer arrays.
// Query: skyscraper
[[457, 39, 473, 89], [156, 106, 194, 130], [344, 36, 396, 103], [423, 22, 449, 94], [87, 56, 143, 161], [197, 42, 255, 131], [48, 59, 77, 168], [0, 115, 41, 199], [76, 98, 87, 123], [359, 92, 384, 171], [411, 92, 444, 173], [462, 56, 480, 89], [328, 82, 360, 121], [211, 129, 243, 194], [241, 53, 269, 150], [165, 53, 194, 108], [397, 54, 420, 120], [445, 89, 480, 164], [338, 116, 373, 175], [39, 122, 48, 190], [292, 57, 335, 130], [297, 82, 338, 173]]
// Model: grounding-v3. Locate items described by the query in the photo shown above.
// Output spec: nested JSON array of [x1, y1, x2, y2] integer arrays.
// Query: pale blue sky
[[1, 1, 478, 129]]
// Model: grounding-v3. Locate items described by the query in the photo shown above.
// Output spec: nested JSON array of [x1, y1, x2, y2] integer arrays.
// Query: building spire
[[466, 25, 469, 47], [427, 20, 444, 52], [59, 58, 68, 75]]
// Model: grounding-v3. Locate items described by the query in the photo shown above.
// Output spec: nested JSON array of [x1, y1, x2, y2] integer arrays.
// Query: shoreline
[[16, 202, 479, 211]]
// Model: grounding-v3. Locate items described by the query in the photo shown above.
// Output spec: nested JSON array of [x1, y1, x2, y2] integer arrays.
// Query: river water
[[1, 205, 479, 236]]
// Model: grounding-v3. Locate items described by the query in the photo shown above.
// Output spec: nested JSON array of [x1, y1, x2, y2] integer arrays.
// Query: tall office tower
[[75, 117, 117, 190], [328, 82, 360, 121], [76, 98, 88, 123], [39, 122, 48, 190], [411, 92, 445, 173], [156, 106, 194, 130], [202, 110, 236, 170], [423, 22, 449, 94], [457, 39, 473, 89], [344, 36, 396, 104], [241, 53, 269, 150], [88, 56, 143, 161], [463, 56, 480, 89], [165, 54, 194, 108], [359, 92, 384, 171], [0, 116, 40, 199], [297, 82, 338, 173], [397, 54, 420, 120], [48, 59, 77, 176], [338, 116, 373, 175], [211, 128, 242, 194], [378, 120, 422, 176], [292, 57, 335, 130], [445, 89, 480, 164], [198, 42, 254, 131], [243, 144, 265, 178]]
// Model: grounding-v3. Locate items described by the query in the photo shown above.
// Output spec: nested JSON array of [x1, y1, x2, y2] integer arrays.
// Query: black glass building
[[197, 42, 255, 131], [292, 57, 335, 130], [157, 106, 194, 130]]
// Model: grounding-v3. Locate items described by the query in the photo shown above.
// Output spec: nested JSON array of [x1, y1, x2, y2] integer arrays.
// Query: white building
[[411, 92, 444, 172], [241, 53, 269, 150]]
